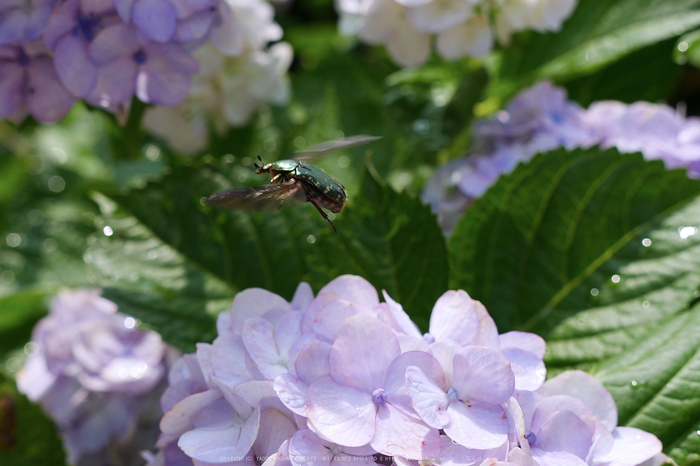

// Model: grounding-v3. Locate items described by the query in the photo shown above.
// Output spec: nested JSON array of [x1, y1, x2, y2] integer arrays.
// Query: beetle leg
[[305, 192, 337, 233]]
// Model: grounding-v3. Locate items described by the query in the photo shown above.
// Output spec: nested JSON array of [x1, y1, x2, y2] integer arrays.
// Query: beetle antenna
[[254, 155, 264, 172]]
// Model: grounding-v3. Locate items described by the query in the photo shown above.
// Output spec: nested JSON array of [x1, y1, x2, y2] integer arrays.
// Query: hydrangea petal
[[209, 1, 244, 56], [385, 23, 431, 67], [175, 9, 215, 42], [54, 35, 98, 97], [133, 0, 177, 42], [211, 334, 254, 389], [502, 349, 545, 391], [273, 374, 308, 416], [471, 301, 499, 349], [178, 406, 261, 463], [329, 315, 400, 392], [499, 332, 546, 359], [429, 340, 460, 386], [444, 401, 508, 450], [136, 54, 192, 106], [232, 380, 277, 412], [292, 282, 314, 312], [452, 347, 514, 405], [594, 427, 662, 464], [317, 275, 380, 307], [255, 408, 297, 457], [313, 300, 375, 341], [86, 56, 137, 108], [531, 449, 588, 466], [114, 0, 135, 21], [159, 389, 223, 441], [530, 395, 595, 435], [537, 371, 617, 431], [436, 17, 493, 60], [429, 291, 479, 346], [89, 23, 141, 66], [405, 366, 450, 429], [295, 340, 331, 385], [372, 403, 440, 459], [0, 61, 25, 118], [379, 290, 421, 338], [243, 318, 279, 366], [289, 429, 333, 466], [275, 312, 303, 359], [0, 11, 26, 44], [228, 289, 292, 334], [534, 410, 592, 459], [43, 0, 79, 50], [306, 376, 376, 447], [386, 351, 446, 414], [407, 0, 477, 33]]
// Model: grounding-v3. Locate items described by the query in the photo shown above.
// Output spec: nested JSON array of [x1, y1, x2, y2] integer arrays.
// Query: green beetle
[[205, 135, 381, 232]]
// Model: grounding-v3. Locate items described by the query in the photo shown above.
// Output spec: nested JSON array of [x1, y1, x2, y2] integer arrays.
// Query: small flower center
[[133, 50, 147, 64], [422, 332, 435, 344], [371, 388, 387, 404], [72, 13, 102, 42], [447, 387, 459, 401], [16, 48, 30, 67], [526, 432, 536, 446], [329, 444, 342, 456]]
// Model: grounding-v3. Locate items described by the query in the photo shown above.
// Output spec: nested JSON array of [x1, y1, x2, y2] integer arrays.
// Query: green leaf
[[0, 292, 48, 359], [88, 196, 232, 352], [490, 0, 700, 100], [0, 378, 66, 466], [95, 156, 448, 333], [564, 39, 683, 106], [449, 147, 700, 461], [315, 160, 449, 329]]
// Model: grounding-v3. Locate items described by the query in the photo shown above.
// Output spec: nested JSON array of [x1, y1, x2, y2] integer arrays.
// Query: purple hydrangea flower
[[148, 274, 664, 466], [16, 289, 173, 463], [113, 0, 216, 44], [516, 371, 666, 466], [424, 81, 700, 234], [0, 0, 56, 45], [0, 41, 76, 122], [87, 22, 199, 107], [43, 0, 121, 98]]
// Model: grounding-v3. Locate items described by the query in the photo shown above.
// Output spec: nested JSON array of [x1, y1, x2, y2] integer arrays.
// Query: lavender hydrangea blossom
[[0, 41, 75, 122], [0, 0, 55, 45], [424, 81, 700, 234], [15, 289, 174, 464], [0, 0, 290, 128], [147, 274, 666, 466]]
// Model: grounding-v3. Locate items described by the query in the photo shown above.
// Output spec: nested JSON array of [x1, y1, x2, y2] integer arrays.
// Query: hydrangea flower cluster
[[15, 289, 174, 464], [423, 81, 700, 233], [142, 40, 293, 155], [0, 0, 290, 132], [336, 0, 578, 66], [147, 274, 668, 466]]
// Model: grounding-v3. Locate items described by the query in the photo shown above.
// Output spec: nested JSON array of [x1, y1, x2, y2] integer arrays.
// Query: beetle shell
[[260, 160, 347, 208]]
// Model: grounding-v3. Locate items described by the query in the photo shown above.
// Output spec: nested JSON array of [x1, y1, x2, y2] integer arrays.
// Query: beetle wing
[[293, 135, 382, 161], [205, 181, 305, 212]]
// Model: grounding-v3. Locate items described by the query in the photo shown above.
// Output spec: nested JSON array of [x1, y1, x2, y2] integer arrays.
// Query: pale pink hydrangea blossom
[[147, 274, 666, 466]]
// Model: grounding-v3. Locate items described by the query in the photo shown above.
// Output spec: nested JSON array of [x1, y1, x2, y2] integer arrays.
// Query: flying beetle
[[204, 135, 382, 232]]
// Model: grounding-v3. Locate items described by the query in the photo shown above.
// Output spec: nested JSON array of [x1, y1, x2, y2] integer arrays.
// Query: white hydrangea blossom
[[142, 0, 292, 154], [336, 0, 578, 66]]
